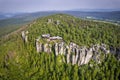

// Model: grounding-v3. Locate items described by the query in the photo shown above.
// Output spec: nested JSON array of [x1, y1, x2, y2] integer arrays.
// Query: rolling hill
[[0, 14, 120, 80]]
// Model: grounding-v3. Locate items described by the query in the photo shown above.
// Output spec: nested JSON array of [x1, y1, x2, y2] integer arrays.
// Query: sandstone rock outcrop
[[56, 20, 60, 25], [35, 34, 114, 66], [20, 31, 120, 65], [21, 31, 29, 43], [47, 19, 53, 24]]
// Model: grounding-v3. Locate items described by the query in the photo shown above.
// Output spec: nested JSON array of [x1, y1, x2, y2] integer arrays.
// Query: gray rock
[[58, 42, 64, 55], [48, 19, 53, 23], [35, 34, 119, 65], [21, 31, 29, 43], [21, 31, 26, 42], [50, 36, 63, 40], [72, 55, 76, 65], [79, 47, 86, 65], [93, 51, 101, 63], [84, 48, 93, 64], [48, 44, 52, 53], [36, 39, 42, 53], [67, 53, 71, 63], [56, 20, 60, 25], [41, 34, 50, 38], [55, 43, 59, 56], [110, 46, 116, 54], [66, 46, 71, 63], [75, 49, 79, 64], [43, 43, 49, 53]]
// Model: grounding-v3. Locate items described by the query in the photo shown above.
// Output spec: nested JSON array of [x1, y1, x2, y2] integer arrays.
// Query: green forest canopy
[[0, 14, 120, 80]]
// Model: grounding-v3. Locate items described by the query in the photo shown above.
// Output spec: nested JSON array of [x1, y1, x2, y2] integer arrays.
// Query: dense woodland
[[0, 14, 120, 80]]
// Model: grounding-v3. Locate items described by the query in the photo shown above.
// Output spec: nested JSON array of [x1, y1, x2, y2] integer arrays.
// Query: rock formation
[[35, 34, 115, 66], [21, 31, 29, 43], [56, 20, 60, 25], [36, 38, 42, 53], [20, 32, 120, 66], [47, 19, 53, 24]]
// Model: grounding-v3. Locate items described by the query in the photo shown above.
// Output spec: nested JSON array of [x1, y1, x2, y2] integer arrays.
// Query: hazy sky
[[0, 0, 120, 13]]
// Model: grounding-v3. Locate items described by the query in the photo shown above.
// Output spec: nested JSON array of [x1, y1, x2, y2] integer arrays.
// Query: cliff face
[[35, 34, 112, 66], [21, 31, 120, 66]]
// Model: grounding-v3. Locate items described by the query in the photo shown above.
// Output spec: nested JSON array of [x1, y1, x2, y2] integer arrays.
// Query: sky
[[0, 0, 120, 13]]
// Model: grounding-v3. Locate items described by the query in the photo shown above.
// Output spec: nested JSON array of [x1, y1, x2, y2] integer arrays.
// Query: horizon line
[[1, 9, 120, 13]]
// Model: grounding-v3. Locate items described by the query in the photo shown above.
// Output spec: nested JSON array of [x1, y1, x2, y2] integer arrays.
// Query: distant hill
[[63, 11, 120, 22], [0, 12, 58, 37], [0, 11, 120, 37], [70, 9, 120, 12]]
